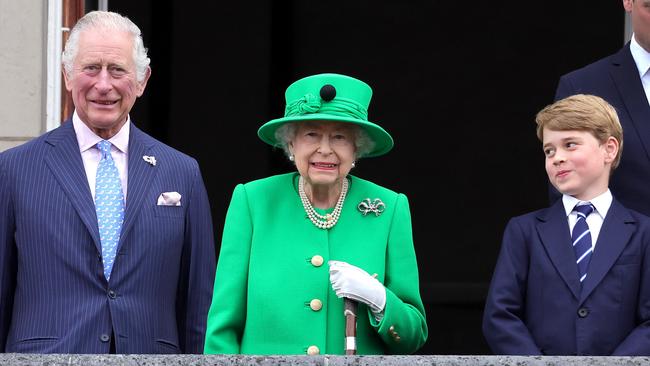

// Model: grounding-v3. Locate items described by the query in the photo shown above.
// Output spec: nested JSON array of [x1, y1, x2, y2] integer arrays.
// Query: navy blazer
[[482, 199, 650, 355], [0, 121, 216, 353], [553, 43, 650, 215]]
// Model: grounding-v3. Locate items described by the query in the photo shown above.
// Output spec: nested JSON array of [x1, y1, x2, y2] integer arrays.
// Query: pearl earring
[[351, 161, 356, 168], [289, 154, 295, 162]]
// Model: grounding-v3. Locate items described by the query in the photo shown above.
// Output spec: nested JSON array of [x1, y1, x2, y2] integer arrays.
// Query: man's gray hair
[[61, 11, 150, 82]]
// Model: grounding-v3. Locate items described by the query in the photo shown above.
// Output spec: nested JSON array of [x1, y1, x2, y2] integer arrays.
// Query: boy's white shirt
[[562, 189, 612, 250]]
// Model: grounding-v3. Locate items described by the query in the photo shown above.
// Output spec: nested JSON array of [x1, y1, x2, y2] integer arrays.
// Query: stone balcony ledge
[[1, 354, 649, 366]]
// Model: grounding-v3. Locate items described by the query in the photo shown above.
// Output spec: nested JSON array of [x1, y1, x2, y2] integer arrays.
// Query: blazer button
[[108, 290, 117, 299], [310, 299, 323, 311], [577, 307, 589, 318], [311, 255, 324, 267], [100, 334, 110, 342], [307, 345, 320, 355]]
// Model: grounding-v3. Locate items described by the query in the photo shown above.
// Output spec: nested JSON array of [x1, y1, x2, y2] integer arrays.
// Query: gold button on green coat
[[307, 345, 320, 355], [311, 255, 324, 267], [204, 173, 428, 355], [310, 299, 323, 311]]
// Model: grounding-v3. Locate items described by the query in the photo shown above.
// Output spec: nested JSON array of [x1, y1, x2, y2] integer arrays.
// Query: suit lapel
[[579, 200, 635, 303], [536, 201, 581, 300], [118, 125, 158, 247], [610, 43, 650, 161], [44, 122, 101, 252]]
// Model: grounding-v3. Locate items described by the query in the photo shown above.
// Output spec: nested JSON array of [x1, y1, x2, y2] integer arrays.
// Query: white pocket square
[[157, 192, 182, 206]]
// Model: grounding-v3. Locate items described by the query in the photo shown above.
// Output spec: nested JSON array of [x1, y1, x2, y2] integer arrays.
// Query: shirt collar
[[562, 189, 613, 219], [72, 110, 130, 154], [630, 33, 650, 78]]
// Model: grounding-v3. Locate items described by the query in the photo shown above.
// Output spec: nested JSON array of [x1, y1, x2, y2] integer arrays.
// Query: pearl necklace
[[299, 176, 349, 229]]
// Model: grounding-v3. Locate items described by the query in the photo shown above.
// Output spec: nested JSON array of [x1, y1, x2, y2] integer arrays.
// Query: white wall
[[0, 0, 46, 151], [625, 11, 632, 43]]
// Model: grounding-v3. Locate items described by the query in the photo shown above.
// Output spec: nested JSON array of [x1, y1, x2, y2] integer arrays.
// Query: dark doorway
[[107, 1, 625, 354]]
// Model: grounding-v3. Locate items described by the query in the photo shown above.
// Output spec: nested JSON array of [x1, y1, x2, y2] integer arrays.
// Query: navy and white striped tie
[[572, 203, 594, 283]]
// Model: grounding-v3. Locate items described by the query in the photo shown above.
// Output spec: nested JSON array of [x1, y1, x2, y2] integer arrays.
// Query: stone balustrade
[[1, 354, 649, 366]]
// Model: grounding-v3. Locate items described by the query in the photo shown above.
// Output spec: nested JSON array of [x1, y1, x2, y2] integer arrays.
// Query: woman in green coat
[[204, 73, 428, 355]]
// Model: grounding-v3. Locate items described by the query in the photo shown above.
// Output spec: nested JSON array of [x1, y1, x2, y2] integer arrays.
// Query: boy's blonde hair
[[535, 94, 623, 170]]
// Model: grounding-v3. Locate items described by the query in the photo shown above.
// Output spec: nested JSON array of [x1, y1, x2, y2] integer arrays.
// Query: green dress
[[204, 172, 427, 355]]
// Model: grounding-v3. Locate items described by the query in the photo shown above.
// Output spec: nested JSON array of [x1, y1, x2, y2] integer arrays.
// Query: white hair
[[62, 11, 150, 82], [274, 122, 375, 159]]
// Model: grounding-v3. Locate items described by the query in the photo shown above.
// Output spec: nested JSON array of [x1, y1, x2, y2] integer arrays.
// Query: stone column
[[0, 0, 47, 151]]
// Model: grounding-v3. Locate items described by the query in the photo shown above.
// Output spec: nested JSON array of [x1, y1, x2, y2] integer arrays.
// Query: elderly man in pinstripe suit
[[0, 11, 215, 353]]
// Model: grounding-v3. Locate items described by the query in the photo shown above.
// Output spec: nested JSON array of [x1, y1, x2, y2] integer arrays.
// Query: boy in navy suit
[[482, 94, 650, 355]]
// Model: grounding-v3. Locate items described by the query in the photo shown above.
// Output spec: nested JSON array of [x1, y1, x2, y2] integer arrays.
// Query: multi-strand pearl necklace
[[299, 176, 349, 229]]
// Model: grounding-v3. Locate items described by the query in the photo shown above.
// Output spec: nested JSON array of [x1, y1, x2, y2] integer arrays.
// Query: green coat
[[204, 173, 427, 355]]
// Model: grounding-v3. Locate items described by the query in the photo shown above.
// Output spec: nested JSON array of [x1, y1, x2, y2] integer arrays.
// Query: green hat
[[257, 73, 394, 157]]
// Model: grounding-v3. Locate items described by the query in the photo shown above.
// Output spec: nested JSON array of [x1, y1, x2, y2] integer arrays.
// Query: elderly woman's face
[[290, 121, 356, 187]]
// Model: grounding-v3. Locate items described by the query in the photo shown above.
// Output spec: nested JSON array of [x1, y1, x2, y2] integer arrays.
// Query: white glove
[[329, 260, 386, 314]]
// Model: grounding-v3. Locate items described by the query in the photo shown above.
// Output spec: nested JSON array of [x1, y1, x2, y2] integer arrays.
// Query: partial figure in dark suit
[[0, 11, 216, 353], [553, 0, 650, 215], [483, 95, 650, 355]]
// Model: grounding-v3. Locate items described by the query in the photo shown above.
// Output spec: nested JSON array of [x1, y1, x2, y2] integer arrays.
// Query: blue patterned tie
[[95, 140, 125, 281], [572, 203, 594, 284]]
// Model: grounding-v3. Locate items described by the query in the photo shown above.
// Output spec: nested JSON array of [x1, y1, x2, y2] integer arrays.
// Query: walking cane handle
[[343, 273, 377, 355], [344, 297, 358, 355]]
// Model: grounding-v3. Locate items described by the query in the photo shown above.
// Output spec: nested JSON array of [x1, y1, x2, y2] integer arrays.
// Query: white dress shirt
[[630, 33, 650, 107], [72, 111, 130, 200], [562, 189, 612, 250]]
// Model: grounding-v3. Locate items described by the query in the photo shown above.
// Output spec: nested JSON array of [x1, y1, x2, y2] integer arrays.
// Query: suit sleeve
[[612, 223, 650, 356], [203, 184, 252, 354], [555, 74, 578, 101], [176, 161, 216, 353], [0, 154, 16, 352], [369, 193, 428, 354], [482, 217, 542, 355]]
